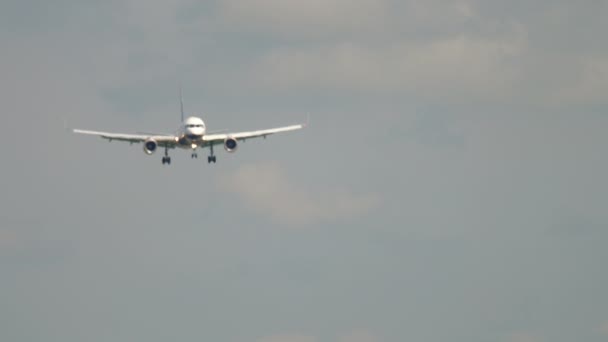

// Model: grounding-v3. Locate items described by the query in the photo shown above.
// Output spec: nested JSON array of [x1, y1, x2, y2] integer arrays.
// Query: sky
[[1, 1, 608, 341]]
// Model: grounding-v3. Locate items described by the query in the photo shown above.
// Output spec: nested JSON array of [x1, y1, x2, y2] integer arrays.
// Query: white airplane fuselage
[[176, 116, 207, 149]]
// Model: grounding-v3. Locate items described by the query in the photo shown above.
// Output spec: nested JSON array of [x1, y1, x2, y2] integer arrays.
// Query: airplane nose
[[186, 125, 204, 140]]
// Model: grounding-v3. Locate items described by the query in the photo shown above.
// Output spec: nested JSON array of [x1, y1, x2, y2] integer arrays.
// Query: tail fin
[[179, 85, 185, 122]]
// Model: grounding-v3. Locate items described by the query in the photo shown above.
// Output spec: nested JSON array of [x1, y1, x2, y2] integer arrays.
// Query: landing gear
[[208, 144, 216, 164], [191, 152, 198, 159], [162, 147, 171, 165]]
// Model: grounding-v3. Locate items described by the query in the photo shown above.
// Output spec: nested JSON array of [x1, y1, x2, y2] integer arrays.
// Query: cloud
[[212, 1, 608, 107], [214, 0, 524, 101], [337, 330, 379, 342], [218, 162, 380, 225], [554, 56, 608, 105], [0, 229, 18, 248], [256, 335, 317, 342], [18, 0, 604, 108], [599, 321, 608, 335], [246, 32, 526, 102]]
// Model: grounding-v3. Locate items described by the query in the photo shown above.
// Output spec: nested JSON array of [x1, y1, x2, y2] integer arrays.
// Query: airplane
[[73, 91, 306, 165]]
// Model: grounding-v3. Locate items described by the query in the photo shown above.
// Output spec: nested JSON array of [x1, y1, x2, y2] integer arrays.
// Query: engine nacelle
[[224, 137, 238, 152], [143, 139, 158, 155]]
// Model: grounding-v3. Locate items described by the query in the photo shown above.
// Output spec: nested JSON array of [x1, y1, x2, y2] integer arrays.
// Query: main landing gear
[[159, 146, 218, 165], [208, 144, 217, 164], [162, 147, 171, 165]]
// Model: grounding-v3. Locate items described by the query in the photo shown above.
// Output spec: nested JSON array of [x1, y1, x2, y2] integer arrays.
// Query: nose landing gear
[[191, 143, 198, 159]]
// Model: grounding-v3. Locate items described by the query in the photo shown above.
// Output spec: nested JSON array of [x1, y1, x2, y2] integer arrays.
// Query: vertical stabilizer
[[179, 85, 185, 122]]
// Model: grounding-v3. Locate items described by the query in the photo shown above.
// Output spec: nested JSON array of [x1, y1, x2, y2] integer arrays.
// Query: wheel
[[212, 156, 217, 163], [167, 157, 171, 165]]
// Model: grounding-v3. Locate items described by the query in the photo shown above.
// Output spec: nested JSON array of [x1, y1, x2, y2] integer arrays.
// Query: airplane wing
[[73, 129, 177, 147], [202, 124, 305, 144]]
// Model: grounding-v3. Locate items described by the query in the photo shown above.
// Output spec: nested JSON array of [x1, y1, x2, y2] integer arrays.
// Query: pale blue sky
[[1, 1, 608, 342]]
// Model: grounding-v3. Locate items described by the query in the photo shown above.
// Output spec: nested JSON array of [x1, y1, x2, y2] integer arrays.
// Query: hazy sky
[[1, 1, 608, 341]]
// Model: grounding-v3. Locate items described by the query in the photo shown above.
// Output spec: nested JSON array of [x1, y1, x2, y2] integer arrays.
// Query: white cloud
[[248, 32, 526, 101], [218, 162, 380, 225], [599, 321, 608, 335], [554, 55, 608, 105], [256, 334, 317, 342], [337, 330, 379, 342], [0, 229, 18, 248], [212, 1, 608, 106], [21, 0, 603, 108]]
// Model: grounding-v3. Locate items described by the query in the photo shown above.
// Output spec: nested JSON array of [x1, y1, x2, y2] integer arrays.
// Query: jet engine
[[143, 139, 158, 155], [224, 137, 238, 152]]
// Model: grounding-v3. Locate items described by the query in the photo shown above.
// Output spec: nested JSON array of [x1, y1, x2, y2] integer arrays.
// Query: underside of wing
[[202, 124, 305, 143], [73, 129, 177, 147]]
